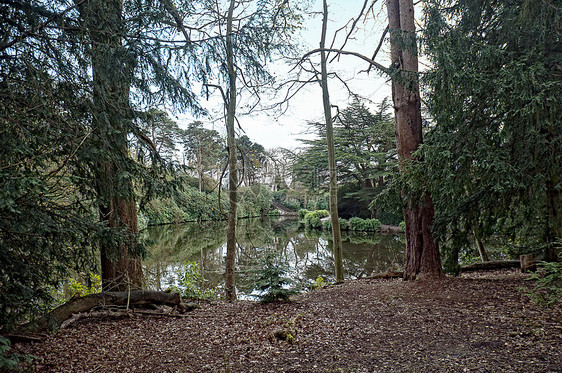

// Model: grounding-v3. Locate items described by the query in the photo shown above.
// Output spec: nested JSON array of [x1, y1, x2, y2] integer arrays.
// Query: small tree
[[252, 250, 298, 303]]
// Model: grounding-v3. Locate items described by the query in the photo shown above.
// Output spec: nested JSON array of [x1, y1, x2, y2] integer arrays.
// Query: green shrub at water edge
[[303, 210, 329, 229], [171, 262, 215, 300], [399, 221, 406, 232], [348, 217, 381, 232], [252, 250, 299, 303], [298, 209, 310, 220]]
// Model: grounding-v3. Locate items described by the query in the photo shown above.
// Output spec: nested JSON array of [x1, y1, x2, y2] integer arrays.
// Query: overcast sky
[[177, 0, 392, 150]]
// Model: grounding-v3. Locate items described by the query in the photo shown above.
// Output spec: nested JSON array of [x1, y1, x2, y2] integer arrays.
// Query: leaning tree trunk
[[78, 0, 144, 291], [319, 0, 344, 282], [224, 0, 237, 301], [386, 0, 443, 280]]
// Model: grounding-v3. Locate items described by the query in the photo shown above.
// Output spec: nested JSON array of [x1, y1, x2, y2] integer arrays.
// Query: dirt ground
[[14, 269, 562, 372]]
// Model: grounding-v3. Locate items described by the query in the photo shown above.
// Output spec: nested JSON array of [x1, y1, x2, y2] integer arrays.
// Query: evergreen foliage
[[292, 99, 398, 219], [252, 250, 298, 303], [421, 0, 562, 265]]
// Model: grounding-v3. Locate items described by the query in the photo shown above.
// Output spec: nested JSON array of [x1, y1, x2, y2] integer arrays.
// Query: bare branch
[[301, 48, 390, 75]]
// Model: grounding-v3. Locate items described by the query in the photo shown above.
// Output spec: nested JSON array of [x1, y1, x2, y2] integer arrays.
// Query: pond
[[142, 217, 405, 299]]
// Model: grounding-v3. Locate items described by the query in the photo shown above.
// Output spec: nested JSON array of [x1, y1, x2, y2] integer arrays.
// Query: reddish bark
[[386, 0, 444, 280]]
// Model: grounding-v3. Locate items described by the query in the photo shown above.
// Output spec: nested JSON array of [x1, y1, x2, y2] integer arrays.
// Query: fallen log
[[24, 290, 191, 333], [460, 260, 520, 272]]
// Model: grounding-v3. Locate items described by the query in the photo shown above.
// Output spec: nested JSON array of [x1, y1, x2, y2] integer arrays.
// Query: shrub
[[322, 217, 351, 231], [349, 217, 367, 231], [303, 210, 329, 229], [523, 253, 562, 307], [252, 250, 298, 303], [67, 273, 102, 298], [367, 218, 381, 232], [399, 221, 406, 232], [171, 262, 215, 300], [298, 209, 310, 220]]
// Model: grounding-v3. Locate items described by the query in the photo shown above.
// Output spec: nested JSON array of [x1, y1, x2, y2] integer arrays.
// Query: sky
[[177, 0, 392, 150]]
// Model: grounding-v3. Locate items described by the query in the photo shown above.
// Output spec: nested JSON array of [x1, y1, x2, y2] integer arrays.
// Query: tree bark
[[386, 0, 443, 280], [320, 0, 344, 282], [77, 0, 144, 291], [225, 0, 237, 301]]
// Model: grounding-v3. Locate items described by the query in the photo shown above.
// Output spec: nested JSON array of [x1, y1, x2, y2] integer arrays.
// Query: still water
[[142, 217, 405, 298]]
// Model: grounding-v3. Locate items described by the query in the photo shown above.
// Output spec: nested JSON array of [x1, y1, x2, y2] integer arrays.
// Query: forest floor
[[14, 269, 562, 372]]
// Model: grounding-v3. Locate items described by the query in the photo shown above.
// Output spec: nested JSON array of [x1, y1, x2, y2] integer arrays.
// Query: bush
[[322, 218, 350, 231], [523, 253, 562, 307], [348, 217, 381, 232], [399, 221, 406, 232], [367, 218, 381, 232], [298, 209, 310, 220], [303, 210, 330, 229], [349, 217, 367, 231], [170, 262, 215, 300], [252, 250, 298, 303]]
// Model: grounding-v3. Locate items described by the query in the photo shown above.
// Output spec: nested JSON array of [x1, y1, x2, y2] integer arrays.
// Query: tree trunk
[[78, 0, 144, 291], [546, 174, 562, 261], [320, 0, 344, 282], [224, 0, 237, 301], [386, 0, 443, 280], [473, 228, 489, 262]]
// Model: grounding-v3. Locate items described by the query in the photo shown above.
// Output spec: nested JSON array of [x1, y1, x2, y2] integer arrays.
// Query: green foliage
[[523, 253, 562, 307], [303, 210, 330, 229], [252, 251, 298, 303], [298, 209, 310, 220], [268, 209, 281, 217], [339, 218, 350, 231], [348, 217, 382, 232], [399, 221, 406, 232], [237, 184, 273, 218], [171, 262, 215, 300], [314, 275, 326, 289], [66, 273, 102, 298], [421, 0, 562, 262], [0, 336, 33, 372]]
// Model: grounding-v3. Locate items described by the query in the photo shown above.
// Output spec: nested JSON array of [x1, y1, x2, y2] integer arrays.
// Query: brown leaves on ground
[[15, 270, 562, 372]]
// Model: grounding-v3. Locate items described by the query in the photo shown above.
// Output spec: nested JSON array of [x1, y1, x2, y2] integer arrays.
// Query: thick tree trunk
[[78, 0, 144, 291], [386, 0, 443, 280], [224, 0, 237, 301], [320, 0, 344, 282]]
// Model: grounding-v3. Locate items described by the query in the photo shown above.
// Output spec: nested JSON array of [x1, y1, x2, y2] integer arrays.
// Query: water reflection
[[142, 217, 405, 297]]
